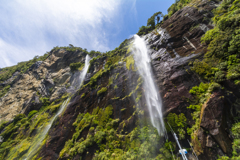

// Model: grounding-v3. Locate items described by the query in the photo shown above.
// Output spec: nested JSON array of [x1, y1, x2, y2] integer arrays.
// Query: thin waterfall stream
[[23, 55, 91, 160], [131, 35, 165, 136]]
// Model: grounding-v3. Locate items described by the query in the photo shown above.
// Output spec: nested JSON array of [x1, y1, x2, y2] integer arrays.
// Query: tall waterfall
[[132, 35, 165, 136], [23, 55, 91, 160]]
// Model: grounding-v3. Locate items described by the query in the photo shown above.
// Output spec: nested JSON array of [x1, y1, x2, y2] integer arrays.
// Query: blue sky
[[0, 0, 174, 68]]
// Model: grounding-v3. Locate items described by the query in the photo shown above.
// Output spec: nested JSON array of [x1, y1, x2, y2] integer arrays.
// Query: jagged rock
[[0, 49, 86, 121], [200, 91, 232, 155]]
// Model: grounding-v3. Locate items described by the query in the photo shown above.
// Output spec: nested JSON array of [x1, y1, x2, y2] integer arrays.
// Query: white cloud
[[0, 0, 126, 68]]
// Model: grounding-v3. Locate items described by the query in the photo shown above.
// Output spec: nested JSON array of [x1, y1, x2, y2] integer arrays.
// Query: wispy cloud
[[0, 0, 123, 68], [131, 0, 138, 18]]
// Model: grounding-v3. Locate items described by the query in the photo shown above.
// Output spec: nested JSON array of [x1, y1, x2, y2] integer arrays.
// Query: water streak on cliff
[[24, 55, 90, 160]]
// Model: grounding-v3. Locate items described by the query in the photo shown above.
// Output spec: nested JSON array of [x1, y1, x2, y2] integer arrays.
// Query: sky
[[0, 0, 175, 68]]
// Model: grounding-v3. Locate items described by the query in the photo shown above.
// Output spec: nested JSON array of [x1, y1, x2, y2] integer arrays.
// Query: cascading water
[[79, 55, 90, 87], [68, 55, 90, 92], [23, 55, 91, 160], [131, 35, 165, 136]]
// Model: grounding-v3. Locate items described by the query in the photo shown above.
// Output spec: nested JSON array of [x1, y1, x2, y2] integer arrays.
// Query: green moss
[[87, 67, 112, 86], [135, 92, 142, 103], [114, 85, 118, 89], [105, 56, 120, 69], [27, 110, 38, 119], [39, 97, 50, 107], [60, 105, 114, 158], [115, 73, 120, 80], [125, 55, 135, 70], [97, 87, 107, 95], [108, 77, 113, 86], [81, 93, 85, 98], [0, 85, 11, 98]]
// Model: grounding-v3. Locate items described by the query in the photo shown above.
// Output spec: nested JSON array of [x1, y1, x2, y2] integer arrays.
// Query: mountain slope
[[0, 0, 240, 159]]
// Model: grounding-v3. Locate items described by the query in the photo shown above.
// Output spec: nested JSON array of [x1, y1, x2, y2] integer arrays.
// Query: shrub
[[189, 82, 209, 95], [166, 113, 187, 136], [137, 26, 152, 36], [69, 62, 84, 71]]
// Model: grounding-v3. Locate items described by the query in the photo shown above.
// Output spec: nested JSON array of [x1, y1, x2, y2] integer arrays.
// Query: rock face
[[0, 50, 86, 121], [0, 0, 239, 160]]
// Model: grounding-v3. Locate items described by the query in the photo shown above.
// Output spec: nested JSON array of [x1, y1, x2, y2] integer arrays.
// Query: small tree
[[147, 11, 164, 29]]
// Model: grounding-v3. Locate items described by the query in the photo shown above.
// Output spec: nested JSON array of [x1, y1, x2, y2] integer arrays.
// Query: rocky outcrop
[[200, 92, 232, 154], [0, 50, 86, 121]]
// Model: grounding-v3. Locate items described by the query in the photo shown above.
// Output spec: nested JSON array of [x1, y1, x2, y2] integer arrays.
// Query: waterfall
[[131, 35, 165, 136], [68, 54, 90, 93], [23, 55, 91, 160], [79, 55, 90, 87]]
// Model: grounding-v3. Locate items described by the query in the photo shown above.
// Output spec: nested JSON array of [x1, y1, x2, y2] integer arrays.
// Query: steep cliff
[[0, 0, 240, 159]]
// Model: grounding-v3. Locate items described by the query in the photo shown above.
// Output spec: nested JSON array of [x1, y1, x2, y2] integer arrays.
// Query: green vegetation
[[186, 82, 222, 155], [137, 11, 164, 36], [125, 55, 135, 70], [218, 122, 240, 159], [105, 56, 121, 69], [39, 97, 50, 107], [0, 53, 49, 83], [190, 0, 240, 82], [84, 39, 130, 88], [97, 87, 107, 95], [81, 93, 85, 98], [69, 62, 84, 71], [0, 95, 69, 159], [87, 69, 111, 86], [187, 1, 240, 155], [60, 105, 174, 160], [0, 53, 49, 98], [167, 0, 191, 17], [50, 44, 102, 57], [166, 113, 187, 140], [0, 85, 10, 98]]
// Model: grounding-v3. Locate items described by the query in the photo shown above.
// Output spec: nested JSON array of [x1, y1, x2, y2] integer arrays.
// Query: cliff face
[[0, 49, 87, 122], [1, 0, 240, 159]]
